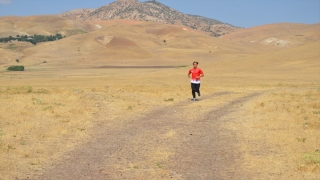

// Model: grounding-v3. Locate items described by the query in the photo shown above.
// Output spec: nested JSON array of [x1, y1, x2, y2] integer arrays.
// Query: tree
[[56, 33, 63, 39], [30, 40, 37, 45], [0, 34, 65, 45]]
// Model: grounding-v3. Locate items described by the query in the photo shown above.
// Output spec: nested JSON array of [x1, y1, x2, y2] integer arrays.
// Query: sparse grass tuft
[[277, 83, 283, 87], [43, 106, 52, 111], [303, 150, 320, 164], [5, 44, 17, 50], [297, 138, 306, 143], [156, 163, 163, 169], [5, 86, 32, 94], [164, 98, 174, 102], [55, 103, 65, 106], [75, 29, 87, 34], [32, 97, 43, 104], [36, 88, 50, 94], [20, 141, 26, 145]]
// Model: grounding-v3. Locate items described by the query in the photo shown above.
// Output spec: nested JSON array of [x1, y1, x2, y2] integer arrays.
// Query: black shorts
[[191, 83, 200, 92]]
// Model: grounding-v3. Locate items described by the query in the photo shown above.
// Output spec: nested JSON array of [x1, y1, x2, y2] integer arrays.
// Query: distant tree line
[[0, 34, 65, 45]]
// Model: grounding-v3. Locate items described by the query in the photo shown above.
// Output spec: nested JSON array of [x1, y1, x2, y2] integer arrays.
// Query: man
[[188, 61, 204, 101]]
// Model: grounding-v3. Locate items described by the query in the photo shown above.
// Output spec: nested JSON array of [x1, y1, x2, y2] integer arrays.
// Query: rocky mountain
[[60, 0, 240, 37]]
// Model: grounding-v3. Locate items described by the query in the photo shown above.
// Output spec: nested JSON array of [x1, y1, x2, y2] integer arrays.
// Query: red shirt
[[188, 68, 204, 83]]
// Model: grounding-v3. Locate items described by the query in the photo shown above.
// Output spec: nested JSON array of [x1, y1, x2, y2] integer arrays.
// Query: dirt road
[[31, 92, 261, 180]]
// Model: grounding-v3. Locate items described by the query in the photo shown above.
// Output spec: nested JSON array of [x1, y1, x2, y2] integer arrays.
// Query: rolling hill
[[2, 20, 231, 67], [0, 15, 319, 70], [0, 15, 97, 37], [222, 23, 320, 48]]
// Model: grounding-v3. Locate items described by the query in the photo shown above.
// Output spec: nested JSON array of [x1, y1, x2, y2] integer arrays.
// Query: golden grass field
[[0, 16, 319, 179]]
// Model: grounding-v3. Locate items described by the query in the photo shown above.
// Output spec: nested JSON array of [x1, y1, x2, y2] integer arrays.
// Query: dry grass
[[0, 73, 319, 179], [0, 86, 101, 179], [0, 74, 197, 179], [230, 87, 320, 179]]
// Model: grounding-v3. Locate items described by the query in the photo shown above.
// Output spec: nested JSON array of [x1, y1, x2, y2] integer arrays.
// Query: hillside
[[0, 15, 97, 37], [222, 23, 320, 48], [60, 0, 239, 37], [1, 17, 319, 69], [1, 20, 240, 67]]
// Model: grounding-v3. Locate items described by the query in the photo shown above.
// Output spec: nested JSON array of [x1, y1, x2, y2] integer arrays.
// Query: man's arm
[[196, 70, 204, 78], [187, 70, 191, 78]]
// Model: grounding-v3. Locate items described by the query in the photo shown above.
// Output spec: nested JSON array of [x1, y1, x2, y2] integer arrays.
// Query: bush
[[7, 66, 24, 71], [165, 98, 174, 102], [303, 150, 320, 164], [16, 59, 19, 63]]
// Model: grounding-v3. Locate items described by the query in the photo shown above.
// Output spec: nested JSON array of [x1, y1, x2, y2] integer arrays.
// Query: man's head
[[193, 61, 199, 68]]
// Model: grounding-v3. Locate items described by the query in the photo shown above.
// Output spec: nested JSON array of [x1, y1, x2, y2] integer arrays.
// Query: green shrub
[[7, 66, 24, 71]]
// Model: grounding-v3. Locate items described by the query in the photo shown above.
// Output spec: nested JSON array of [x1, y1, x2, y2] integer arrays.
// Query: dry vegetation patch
[[0, 86, 101, 179], [0, 81, 195, 179], [235, 87, 320, 178]]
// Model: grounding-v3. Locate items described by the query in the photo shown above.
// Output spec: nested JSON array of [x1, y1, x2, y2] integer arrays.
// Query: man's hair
[[193, 61, 199, 65]]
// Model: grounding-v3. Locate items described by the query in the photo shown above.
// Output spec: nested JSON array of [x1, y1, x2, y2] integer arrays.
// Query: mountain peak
[[60, 0, 240, 37], [116, 0, 138, 3]]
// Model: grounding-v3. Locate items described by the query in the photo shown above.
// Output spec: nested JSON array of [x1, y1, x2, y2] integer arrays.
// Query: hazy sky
[[0, 0, 319, 28]]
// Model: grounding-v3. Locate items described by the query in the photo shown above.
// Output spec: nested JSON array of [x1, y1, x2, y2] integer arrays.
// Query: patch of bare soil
[[106, 37, 138, 47], [29, 92, 261, 180]]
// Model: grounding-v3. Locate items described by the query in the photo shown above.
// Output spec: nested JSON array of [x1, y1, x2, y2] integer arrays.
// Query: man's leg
[[191, 83, 196, 99], [197, 83, 201, 96]]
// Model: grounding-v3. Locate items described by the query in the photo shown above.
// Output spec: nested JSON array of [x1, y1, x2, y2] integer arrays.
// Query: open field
[[0, 17, 319, 179]]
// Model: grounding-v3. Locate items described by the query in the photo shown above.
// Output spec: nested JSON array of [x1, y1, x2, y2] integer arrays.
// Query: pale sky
[[0, 0, 319, 28]]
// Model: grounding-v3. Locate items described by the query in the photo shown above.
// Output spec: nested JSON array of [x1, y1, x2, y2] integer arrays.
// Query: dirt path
[[31, 92, 261, 180]]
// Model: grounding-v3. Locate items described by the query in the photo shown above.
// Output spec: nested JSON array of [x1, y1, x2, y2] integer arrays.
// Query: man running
[[188, 61, 204, 101]]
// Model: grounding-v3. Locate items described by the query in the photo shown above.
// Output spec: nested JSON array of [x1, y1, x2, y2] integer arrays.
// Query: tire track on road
[[170, 93, 261, 180]]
